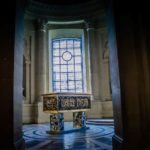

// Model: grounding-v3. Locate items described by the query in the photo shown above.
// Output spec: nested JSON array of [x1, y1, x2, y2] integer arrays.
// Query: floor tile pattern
[[23, 121, 114, 150]]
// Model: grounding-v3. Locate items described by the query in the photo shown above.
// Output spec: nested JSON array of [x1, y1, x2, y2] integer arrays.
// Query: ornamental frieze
[[43, 93, 91, 113]]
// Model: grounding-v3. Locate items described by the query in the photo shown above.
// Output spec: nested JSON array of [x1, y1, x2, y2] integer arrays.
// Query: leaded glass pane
[[68, 65, 74, 72], [61, 89, 68, 92], [76, 81, 82, 89], [68, 48, 74, 54], [53, 72, 60, 81], [74, 41, 80, 47], [54, 82, 60, 89], [53, 49, 60, 56], [61, 81, 67, 89], [53, 42, 59, 48], [54, 89, 61, 92], [62, 51, 72, 61], [68, 89, 75, 92], [74, 48, 81, 55], [53, 65, 60, 72], [60, 57, 67, 65], [61, 65, 67, 72], [76, 89, 82, 92], [53, 57, 60, 64], [75, 73, 82, 80], [60, 49, 66, 55], [75, 57, 81, 64], [67, 57, 74, 64], [67, 40, 73, 48], [68, 73, 74, 80], [52, 38, 84, 93], [61, 73, 67, 81], [60, 40, 66, 48], [75, 65, 81, 72], [68, 81, 75, 89]]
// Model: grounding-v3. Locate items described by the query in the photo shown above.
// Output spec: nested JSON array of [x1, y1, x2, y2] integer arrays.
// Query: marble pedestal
[[49, 113, 64, 133], [43, 93, 91, 134], [73, 112, 86, 128]]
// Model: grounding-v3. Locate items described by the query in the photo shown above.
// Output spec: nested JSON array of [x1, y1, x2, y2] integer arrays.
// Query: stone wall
[[22, 16, 113, 124]]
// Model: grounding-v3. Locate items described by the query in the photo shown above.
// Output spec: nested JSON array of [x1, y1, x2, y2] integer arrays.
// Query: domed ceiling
[[34, 0, 93, 5], [25, 0, 106, 23]]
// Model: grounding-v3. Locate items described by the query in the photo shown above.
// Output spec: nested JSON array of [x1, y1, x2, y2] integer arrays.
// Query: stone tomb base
[[47, 112, 89, 134]]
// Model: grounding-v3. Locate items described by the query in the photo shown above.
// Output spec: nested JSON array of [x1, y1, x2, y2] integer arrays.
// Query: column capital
[[85, 21, 95, 31], [25, 60, 31, 64], [36, 18, 48, 32]]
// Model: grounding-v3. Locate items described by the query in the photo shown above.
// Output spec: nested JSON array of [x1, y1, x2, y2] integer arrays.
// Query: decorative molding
[[85, 18, 106, 30], [47, 20, 86, 29], [48, 20, 84, 25], [85, 20, 95, 30], [47, 23, 85, 29], [36, 18, 48, 32]]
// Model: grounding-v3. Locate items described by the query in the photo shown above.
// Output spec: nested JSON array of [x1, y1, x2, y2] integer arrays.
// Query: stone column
[[86, 23, 101, 101], [98, 29, 111, 101], [35, 19, 48, 102], [102, 37, 111, 100], [83, 29, 91, 93]]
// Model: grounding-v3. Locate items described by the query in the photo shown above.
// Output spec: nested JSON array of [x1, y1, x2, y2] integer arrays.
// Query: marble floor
[[23, 119, 114, 150]]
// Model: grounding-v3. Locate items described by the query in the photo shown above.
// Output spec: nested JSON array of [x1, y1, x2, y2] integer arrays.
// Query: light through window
[[52, 38, 84, 93]]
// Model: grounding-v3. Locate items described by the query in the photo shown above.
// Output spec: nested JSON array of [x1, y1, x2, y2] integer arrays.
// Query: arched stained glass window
[[52, 38, 84, 93]]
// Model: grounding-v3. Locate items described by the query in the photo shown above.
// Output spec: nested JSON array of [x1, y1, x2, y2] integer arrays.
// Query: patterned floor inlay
[[87, 119, 114, 126], [23, 122, 114, 150]]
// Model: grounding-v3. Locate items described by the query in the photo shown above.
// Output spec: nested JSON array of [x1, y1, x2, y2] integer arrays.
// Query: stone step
[[87, 119, 114, 125]]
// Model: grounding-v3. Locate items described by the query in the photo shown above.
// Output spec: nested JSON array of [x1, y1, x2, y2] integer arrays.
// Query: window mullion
[[80, 39, 84, 92], [73, 39, 76, 93], [59, 41, 61, 92], [66, 42, 69, 91]]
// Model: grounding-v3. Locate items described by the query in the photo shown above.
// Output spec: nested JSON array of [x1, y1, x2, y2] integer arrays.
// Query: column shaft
[[35, 20, 48, 101], [87, 28, 101, 100]]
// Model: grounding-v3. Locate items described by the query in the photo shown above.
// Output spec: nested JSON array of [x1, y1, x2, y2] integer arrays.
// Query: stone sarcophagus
[[43, 93, 91, 113], [42, 93, 91, 133]]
